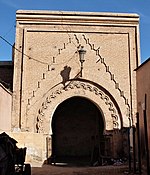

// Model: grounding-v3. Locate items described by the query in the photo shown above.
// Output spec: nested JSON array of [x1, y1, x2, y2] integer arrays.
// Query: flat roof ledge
[[16, 10, 139, 25]]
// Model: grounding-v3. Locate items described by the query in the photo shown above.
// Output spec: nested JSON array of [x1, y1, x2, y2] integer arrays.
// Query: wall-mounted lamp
[[78, 46, 86, 77]]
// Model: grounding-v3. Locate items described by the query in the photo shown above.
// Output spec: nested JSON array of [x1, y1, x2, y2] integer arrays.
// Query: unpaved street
[[31, 164, 129, 175]]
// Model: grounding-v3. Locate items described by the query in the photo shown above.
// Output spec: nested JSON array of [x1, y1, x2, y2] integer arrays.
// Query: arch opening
[[50, 96, 109, 165]]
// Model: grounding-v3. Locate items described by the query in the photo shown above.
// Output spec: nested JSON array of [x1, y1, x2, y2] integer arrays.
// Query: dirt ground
[[31, 164, 130, 175]]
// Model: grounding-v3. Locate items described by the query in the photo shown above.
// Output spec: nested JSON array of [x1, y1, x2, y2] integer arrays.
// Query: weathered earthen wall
[[0, 83, 12, 132], [136, 58, 150, 166]]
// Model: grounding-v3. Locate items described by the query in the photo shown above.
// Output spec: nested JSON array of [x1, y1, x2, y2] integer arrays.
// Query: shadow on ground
[[31, 164, 129, 175]]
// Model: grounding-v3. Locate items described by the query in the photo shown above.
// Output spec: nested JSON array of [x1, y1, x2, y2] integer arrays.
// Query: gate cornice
[[36, 80, 122, 133]]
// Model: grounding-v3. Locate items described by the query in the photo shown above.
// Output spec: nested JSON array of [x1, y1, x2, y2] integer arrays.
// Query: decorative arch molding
[[36, 80, 122, 133]]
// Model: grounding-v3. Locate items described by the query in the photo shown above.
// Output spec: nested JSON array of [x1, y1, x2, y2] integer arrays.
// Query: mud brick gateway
[[11, 10, 140, 166]]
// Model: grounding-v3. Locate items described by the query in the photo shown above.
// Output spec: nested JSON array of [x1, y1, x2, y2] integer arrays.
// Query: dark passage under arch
[[51, 96, 105, 164]]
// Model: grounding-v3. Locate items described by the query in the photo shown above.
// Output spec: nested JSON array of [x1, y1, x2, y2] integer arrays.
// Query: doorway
[[51, 96, 104, 164]]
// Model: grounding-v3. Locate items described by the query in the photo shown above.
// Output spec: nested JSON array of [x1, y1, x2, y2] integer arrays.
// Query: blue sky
[[0, 0, 150, 63]]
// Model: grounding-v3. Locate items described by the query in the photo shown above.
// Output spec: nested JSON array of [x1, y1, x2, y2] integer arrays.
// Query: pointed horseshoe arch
[[36, 80, 122, 133]]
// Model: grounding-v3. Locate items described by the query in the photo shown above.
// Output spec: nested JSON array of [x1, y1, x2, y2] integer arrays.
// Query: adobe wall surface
[[136, 59, 150, 165], [12, 10, 140, 166], [0, 83, 12, 132]]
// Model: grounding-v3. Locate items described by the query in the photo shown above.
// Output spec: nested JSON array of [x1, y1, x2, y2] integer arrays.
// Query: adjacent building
[[0, 61, 13, 132], [0, 61, 13, 90], [136, 58, 150, 167], [0, 83, 12, 132]]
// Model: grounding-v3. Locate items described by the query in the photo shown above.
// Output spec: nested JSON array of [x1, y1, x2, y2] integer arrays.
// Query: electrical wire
[[3, 21, 16, 38], [0, 35, 50, 65], [0, 30, 131, 117]]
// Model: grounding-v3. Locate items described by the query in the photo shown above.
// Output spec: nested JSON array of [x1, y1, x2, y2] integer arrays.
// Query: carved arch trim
[[36, 80, 122, 133]]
